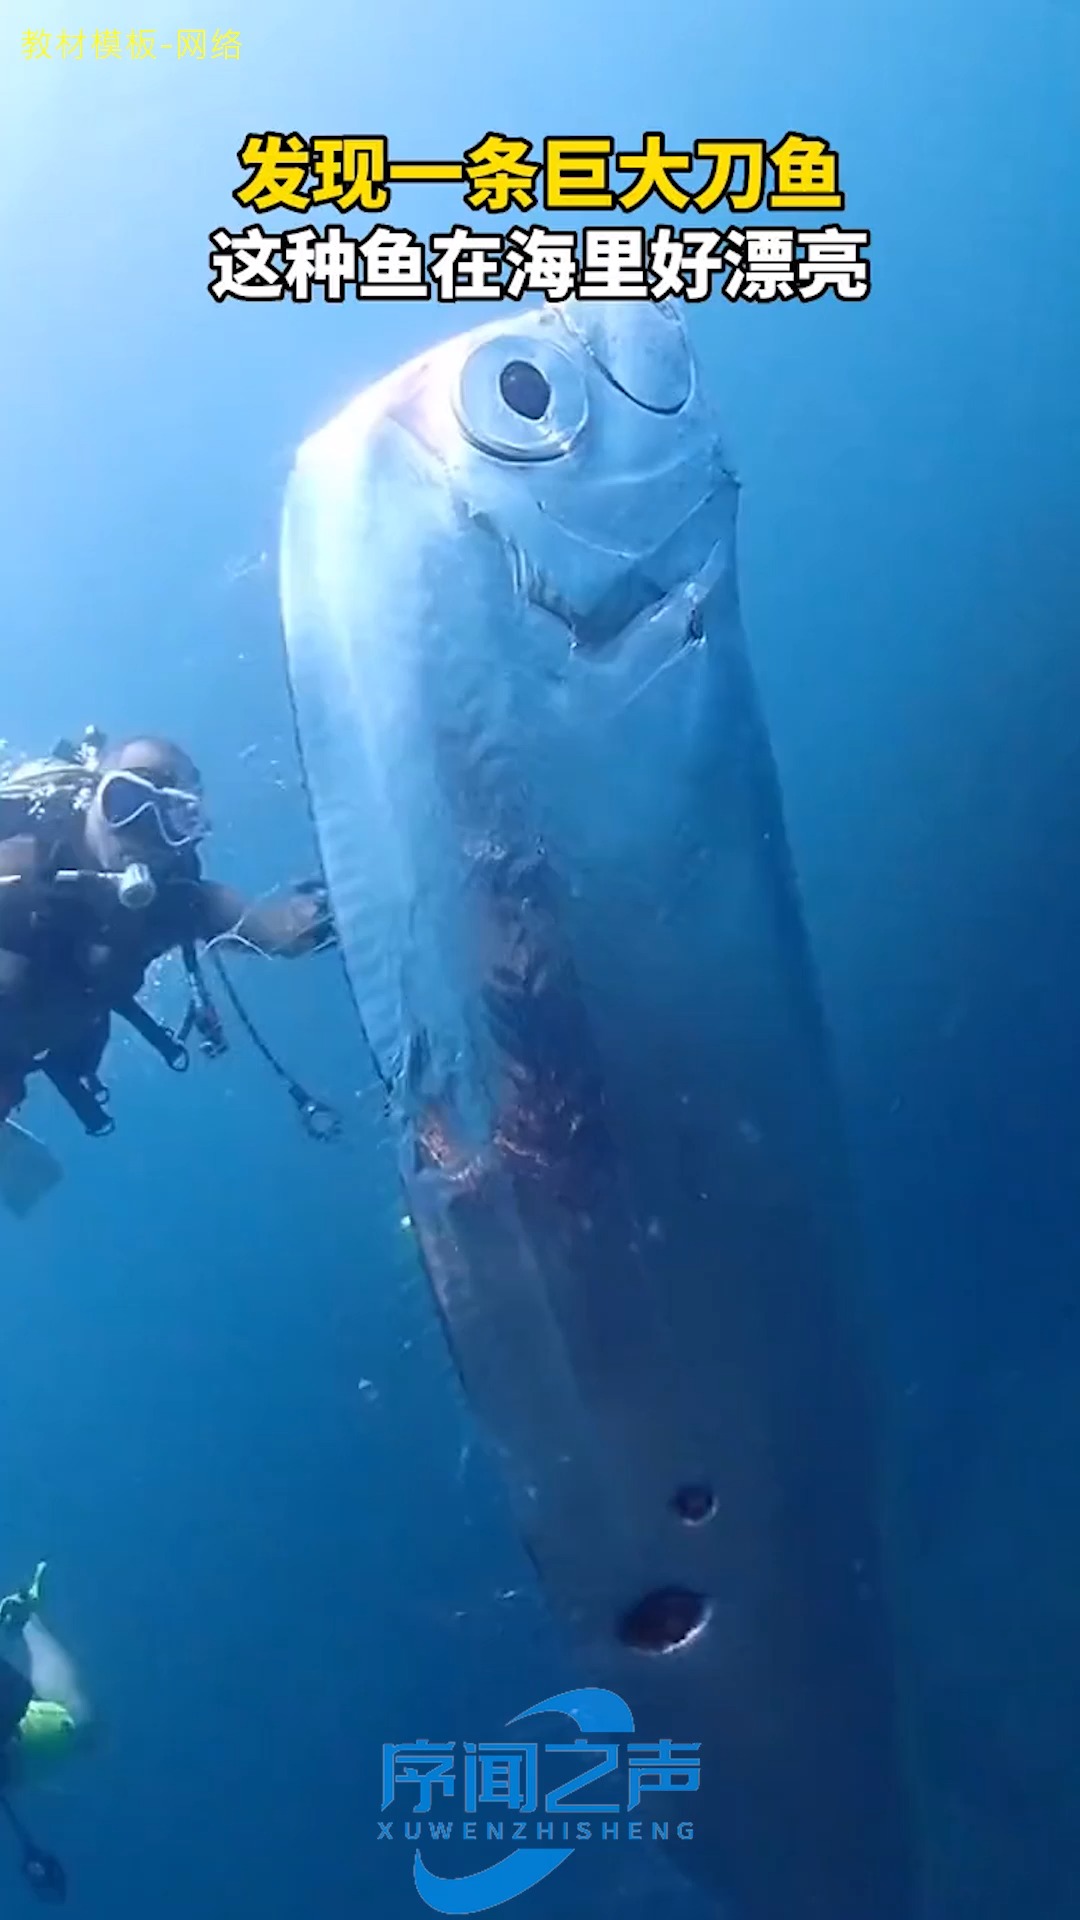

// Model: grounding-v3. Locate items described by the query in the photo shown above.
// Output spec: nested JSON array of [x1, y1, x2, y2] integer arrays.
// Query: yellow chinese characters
[[229, 129, 844, 216], [311, 138, 390, 215], [766, 133, 843, 209], [21, 26, 242, 59], [463, 134, 540, 214]]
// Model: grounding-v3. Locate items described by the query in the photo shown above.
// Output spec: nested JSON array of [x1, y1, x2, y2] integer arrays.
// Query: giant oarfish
[[278, 298, 919, 1920]]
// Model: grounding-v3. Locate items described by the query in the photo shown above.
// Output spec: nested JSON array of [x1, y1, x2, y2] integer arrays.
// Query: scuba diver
[[0, 1562, 91, 1903], [0, 728, 342, 1212]]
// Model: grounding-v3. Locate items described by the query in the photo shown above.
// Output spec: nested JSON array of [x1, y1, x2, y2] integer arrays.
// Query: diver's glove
[[294, 877, 337, 951], [0, 1560, 47, 1634]]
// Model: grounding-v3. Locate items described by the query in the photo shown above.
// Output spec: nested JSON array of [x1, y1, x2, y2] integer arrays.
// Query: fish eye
[[498, 359, 551, 421], [453, 334, 587, 463]]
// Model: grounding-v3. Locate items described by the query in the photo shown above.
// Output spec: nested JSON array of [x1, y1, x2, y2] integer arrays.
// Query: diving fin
[[0, 1122, 63, 1218]]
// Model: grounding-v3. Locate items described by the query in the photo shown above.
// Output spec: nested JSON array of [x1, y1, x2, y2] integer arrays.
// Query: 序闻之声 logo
[[379, 1687, 700, 1914]]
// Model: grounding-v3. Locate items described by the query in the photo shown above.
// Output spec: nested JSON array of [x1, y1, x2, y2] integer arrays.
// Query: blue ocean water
[[1, 1, 1078, 1916]]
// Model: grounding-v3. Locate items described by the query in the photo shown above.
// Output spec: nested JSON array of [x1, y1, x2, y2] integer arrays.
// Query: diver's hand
[[0, 1560, 47, 1634], [293, 878, 337, 951]]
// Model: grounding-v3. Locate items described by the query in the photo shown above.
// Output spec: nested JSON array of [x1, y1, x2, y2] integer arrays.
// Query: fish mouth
[[520, 489, 727, 654], [526, 567, 703, 654]]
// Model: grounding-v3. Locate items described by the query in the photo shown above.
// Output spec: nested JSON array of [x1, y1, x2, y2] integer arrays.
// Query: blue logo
[[379, 1688, 700, 1914]]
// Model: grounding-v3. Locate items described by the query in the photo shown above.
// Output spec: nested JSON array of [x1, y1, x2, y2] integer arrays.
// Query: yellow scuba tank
[[5, 1701, 81, 1789]]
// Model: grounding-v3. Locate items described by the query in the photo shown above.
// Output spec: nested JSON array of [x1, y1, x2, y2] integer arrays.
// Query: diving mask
[[96, 768, 208, 849]]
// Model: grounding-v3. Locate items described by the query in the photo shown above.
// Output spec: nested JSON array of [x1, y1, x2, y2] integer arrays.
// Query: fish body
[[279, 299, 918, 1920]]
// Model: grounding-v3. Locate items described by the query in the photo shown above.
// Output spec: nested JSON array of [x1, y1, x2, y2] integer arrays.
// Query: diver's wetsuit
[[0, 796, 328, 1123], [0, 1660, 32, 1782]]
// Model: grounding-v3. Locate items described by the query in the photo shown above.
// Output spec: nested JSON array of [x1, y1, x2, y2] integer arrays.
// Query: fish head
[[385, 296, 737, 673], [280, 300, 739, 1103]]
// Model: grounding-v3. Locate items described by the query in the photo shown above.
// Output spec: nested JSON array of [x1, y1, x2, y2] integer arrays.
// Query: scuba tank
[[0, 729, 152, 913], [0, 729, 103, 837]]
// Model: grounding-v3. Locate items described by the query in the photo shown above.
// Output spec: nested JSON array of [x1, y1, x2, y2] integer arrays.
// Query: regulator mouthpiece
[[116, 863, 156, 911]]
